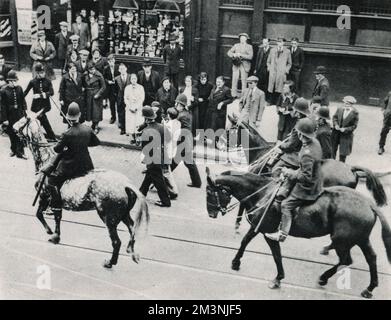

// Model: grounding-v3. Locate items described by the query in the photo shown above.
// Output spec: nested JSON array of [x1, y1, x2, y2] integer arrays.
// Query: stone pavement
[[15, 70, 391, 172]]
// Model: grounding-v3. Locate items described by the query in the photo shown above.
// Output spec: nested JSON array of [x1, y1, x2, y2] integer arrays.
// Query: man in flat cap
[[331, 96, 359, 163], [312, 66, 330, 106], [30, 30, 56, 80], [228, 33, 254, 98], [55, 22, 72, 71], [138, 59, 161, 106], [75, 49, 90, 75], [162, 34, 183, 90]]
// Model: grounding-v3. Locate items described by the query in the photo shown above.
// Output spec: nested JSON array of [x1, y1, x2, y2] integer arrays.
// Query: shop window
[[266, 0, 308, 10], [360, 0, 391, 16], [107, 0, 185, 58], [312, 0, 340, 12], [265, 13, 305, 41], [220, 0, 254, 7]]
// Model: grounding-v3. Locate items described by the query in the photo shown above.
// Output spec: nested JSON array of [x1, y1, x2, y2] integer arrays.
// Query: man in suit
[[30, 30, 57, 80], [0, 54, 12, 79], [254, 38, 271, 102], [114, 63, 132, 135], [103, 54, 120, 124], [138, 59, 161, 106], [378, 91, 391, 155], [66, 35, 81, 65], [55, 21, 72, 71], [313, 66, 330, 106], [72, 13, 91, 50], [289, 37, 305, 95], [331, 96, 359, 163], [0, 71, 27, 159], [41, 102, 100, 217], [139, 106, 172, 208], [238, 76, 266, 130], [75, 49, 89, 75], [162, 34, 183, 89], [267, 37, 292, 105], [315, 106, 333, 159], [227, 33, 254, 98]]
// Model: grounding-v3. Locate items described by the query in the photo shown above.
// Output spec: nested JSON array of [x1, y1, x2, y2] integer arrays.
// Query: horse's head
[[13, 110, 47, 146], [206, 167, 232, 219]]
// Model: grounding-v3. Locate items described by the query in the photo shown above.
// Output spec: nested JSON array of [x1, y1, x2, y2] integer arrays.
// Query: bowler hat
[[143, 59, 152, 67], [314, 66, 327, 75], [142, 106, 157, 120], [238, 33, 250, 40], [343, 96, 357, 104], [316, 106, 330, 120], [246, 75, 259, 83], [59, 21, 68, 27], [34, 63, 45, 73], [293, 97, 310, 116], [67, 102, 81, 121], [296, 118, 316, 138], [175, 94, 188, 107], [7, 70, 18, 81]]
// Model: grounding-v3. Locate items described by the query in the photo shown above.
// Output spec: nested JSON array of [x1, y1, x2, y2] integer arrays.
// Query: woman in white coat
[[124, 73, 145, 144]]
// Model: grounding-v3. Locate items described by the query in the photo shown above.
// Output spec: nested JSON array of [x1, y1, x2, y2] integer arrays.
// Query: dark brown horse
[[206, 168, 391, 299], [14, 114, 150, 268], [234, 121, 388, 230]]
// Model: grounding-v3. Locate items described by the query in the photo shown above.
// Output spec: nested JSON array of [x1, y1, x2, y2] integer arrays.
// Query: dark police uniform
[[24, 77, 56, 140], [316, 121, 333, 159], [47, 122, 100, 209], [139, 121, 172, 207], [59, 72, 85, 124], [0, 84, 27, 157]]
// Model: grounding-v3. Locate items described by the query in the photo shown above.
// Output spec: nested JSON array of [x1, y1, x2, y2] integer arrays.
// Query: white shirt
[[343, 107, 352, 120], [124, 83, 145, 109], [183, 86, 193, 107], [165, 119, 181, 159]]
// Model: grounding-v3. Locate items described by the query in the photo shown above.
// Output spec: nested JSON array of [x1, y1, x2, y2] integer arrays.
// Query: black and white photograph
[[1, 0, 391, 306]]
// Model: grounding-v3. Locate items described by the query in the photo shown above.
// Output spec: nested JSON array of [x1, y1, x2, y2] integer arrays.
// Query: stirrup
[[44, 208, 62, 216], [265, 231, 288, 242]]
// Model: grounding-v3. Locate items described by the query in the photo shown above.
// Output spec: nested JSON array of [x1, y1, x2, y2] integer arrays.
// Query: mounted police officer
[[42, 102, 100, 217], [265, 118, 323, 242], [271, 97, 313, 175]]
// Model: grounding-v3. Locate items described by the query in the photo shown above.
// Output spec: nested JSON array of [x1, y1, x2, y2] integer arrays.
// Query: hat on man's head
[[59, 21, 68, 27], [175, 94, 188, 107], [161, 76, 170, 84], [314, 66, 327, 75], [67, 102, 81, 121], [169, 34, 177, 42], [87, 62, 96, 70], [79, 49, 90, 56], [151, 101, 161, 109], [295, 118, 316, 138], [343, 96, 357, 105], [293, 97, 310, 116], [0, 75, 5, 81], [7, 70, 18, 81], [246, 75, 259, 83], [142, 106, 157, 120], [92, 48, 101, 55], [316, 106, 330, 120], [167, 107, 178, 119], [37, 30, 46, 37], [312, 95, 323, 104], [143, 59, 152, 67], [34, 62, 45, 73], [238, 33, 250, 40], [70, 34, 80, 42]]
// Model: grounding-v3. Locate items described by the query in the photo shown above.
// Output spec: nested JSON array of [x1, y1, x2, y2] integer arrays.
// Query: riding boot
[[265, 208, 292, 242]]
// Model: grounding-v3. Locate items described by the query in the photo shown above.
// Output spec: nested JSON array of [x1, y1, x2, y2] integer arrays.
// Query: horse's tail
[[372, 205, 391, 264], [125, 186, 150, 236], [351, 166, 388, 207]]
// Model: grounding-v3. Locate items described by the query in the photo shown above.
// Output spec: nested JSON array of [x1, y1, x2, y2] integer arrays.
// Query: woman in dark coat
[[156, 77, 178, 116], [59, 62, 86, 124], [84, 63, 106, 133], [195, 72, 213, 130], [276, 80, 298, 141], [180, 75, 199, 136]]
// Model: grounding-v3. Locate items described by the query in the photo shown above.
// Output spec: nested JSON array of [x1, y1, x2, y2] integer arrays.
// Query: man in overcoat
[[312, 66, 330, 106], [267, 38, 292, 105], [254, 38, 271, 102], [30, 30, 57, 80], [315, 106, 333, 159], [138, 59, 161, 106], [331, 96, 359, 163], [55, 21, 72, 70], [288, 38, 305, 95], [114, 63, 132, 135], [162, 34, 182, 89], [103, 54, 120, 124], [72, 13, 91, 50]]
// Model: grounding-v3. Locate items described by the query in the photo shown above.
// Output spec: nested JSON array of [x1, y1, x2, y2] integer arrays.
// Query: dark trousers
[[39, 114, 56, 140], [379, 116, 391, 148], [47, 175, 67, 209], [108, 87, 117, 121], [140, 164, 171, 206], [331, 132, 348, 162], [168, 73, 179, 90], [117, 102, 126, 130], [171, 161, 202, 187], [5, 125, 24, 156], [289, 70, 302, 95]]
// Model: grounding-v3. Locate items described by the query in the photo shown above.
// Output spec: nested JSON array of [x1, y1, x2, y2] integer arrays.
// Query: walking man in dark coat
[[254, 38, 271, 98], [41, 102, 100, 218], [24, 63, 56, 141], [289, 38, 305, 95], [55, 21, 71, 70], [156, 77, 178, 116], [378, 91, 391, 155], [114, 63, 132, 135], [315, 106, 333, 159], [59, 62, 85, 124], [162, 34, 183, 89], [312, 66, 330, 106], [0, 71, 27, 159], [138, 59, 161, 106], [266, 118, 323, 242], [139, 106, 172, 208], [331, 96, 359, 163], [103, 54, 120, 124]]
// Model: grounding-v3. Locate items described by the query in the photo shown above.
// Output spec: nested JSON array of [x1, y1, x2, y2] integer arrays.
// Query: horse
[[206, 168, 391, 298], [13, 113, 150, 269], [233, 120, 388, 231]]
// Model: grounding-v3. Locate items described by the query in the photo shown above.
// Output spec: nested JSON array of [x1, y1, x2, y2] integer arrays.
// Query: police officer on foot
[[41, 102, 100, 220], [139, 106, 172, 208], [265, 118, 323, 242]]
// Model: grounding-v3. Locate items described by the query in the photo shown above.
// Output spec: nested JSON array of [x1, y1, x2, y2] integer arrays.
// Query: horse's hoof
[[48, 234, 60, 244], [231, 260, 240, 271], [268, 279, 281, 290], [132, 254, 140, 264], [361, 289, 373, 299], [318, 278, 328, 287], [46, 229, 54, 235], [103, 260, 113, 269]]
